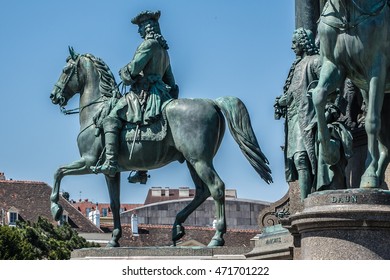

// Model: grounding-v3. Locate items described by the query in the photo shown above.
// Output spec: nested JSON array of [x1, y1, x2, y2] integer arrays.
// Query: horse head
[[50, 46, 81, 107]]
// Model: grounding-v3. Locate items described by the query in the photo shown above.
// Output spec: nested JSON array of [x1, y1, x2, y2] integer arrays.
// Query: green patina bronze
[[312, 0, 390, 188], [275, 27, 353, 200], [94, 10, 178, 183], [49, 11, 272, 248], [275, 28, 320, 200]]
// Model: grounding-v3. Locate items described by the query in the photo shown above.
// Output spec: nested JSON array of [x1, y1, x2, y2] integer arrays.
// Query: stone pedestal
[[71, 246, 251, 260], [246, 224, 293, 259], [249, 182, 301, 259], [288, 189, 390, 259]]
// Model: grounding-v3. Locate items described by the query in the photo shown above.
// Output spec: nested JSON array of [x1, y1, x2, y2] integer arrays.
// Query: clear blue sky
[[0, 1, 295, 204]]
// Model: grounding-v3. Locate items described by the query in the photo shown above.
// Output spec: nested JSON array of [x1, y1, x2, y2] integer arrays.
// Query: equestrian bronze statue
[[49, 47, 272, 247]]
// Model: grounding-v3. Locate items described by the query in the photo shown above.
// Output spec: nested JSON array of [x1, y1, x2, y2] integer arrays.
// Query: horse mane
[[84, 53, 121, 99], [82, 53, 121, 131]]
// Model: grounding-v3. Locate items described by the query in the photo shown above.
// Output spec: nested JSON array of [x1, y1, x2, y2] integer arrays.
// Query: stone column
[[295, 0, 321, 34]]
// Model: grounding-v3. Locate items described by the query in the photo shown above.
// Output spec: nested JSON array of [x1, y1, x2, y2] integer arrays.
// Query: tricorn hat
[[131, 10, 161, 25]]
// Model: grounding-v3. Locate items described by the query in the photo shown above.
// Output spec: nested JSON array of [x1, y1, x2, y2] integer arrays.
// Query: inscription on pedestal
[[331, 195, 358, 204], [265, 237, 282, 245]]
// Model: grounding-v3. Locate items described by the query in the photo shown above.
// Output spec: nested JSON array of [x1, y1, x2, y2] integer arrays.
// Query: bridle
[[53, 55, 107, 115], [53, 55, 81, 114]]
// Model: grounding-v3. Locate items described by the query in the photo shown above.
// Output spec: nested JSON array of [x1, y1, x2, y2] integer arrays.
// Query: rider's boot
[[128, 170, 149, 184], [95, 117, 122, 177]]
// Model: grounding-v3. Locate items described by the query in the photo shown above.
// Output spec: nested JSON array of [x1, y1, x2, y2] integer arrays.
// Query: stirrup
[[91, 161, 119, 177], [127, 171, 149, 184]]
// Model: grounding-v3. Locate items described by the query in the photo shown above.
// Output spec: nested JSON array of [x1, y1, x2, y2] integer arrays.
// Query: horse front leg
[[377, 95, 390, 186], [361, 65, 387, 188], [51, 158, 89, 221], [312, 60, 344, 165], [105, 173, 122, 247]]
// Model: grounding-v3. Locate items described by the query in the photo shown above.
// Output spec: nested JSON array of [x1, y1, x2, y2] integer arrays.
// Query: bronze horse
[[49, 48, 272, 247], [312, 0, 390, 188]]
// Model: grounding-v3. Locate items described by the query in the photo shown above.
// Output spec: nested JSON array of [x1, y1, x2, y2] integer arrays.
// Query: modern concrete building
[[121, 187, 270, 230]]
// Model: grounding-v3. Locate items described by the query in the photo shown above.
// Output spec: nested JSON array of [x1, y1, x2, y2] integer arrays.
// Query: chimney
[[225, 189, 237, 198], [151, 187, 162, 197], [131, 213, 139, 235], [179, 187, 190, 197], [0, 172, 5, 180]]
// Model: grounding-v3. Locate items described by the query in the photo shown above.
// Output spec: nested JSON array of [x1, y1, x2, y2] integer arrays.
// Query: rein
[[58, 54, 124, 116], [350, 0, 388, 16], [60, 96, 106, 115]]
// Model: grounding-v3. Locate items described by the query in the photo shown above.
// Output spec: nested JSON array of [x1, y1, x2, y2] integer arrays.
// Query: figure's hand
[[274, 96, 281, 107], [277, 94, 288, 107], [274, 96, 285, 120], [119, 66, 133, 85]]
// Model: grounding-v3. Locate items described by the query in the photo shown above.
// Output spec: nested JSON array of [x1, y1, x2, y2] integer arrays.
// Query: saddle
[[123, 111, 168, 142], [94, 93, 172, 142]]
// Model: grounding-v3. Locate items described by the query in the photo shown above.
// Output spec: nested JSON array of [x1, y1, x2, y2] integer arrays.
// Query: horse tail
[[214, 96, 273, 184]]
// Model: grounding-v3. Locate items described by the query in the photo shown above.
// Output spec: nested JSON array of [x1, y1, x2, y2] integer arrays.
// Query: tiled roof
[[0, 179, 102, 233]]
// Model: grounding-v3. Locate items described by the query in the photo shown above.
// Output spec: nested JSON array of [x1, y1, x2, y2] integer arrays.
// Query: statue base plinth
[[71, 246, 252, 260], [287, 188, 390, 260]]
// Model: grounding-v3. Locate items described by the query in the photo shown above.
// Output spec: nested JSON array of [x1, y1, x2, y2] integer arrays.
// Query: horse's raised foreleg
[[51, 158, 89, 221], [190, 160, 226, 247], [312, 60, 345, 165], [105, 173, 122, 247], [361, 65, 387, 188], [172, 162, 211, 244]]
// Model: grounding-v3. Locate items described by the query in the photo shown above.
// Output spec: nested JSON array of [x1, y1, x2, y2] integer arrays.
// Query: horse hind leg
[[172, 161, 211, 245], [190, 160, 226, 247]]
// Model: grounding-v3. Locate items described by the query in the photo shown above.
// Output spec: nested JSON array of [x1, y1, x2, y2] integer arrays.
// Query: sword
[[129, 124, 139, 160], [129, 90, 147, 160]]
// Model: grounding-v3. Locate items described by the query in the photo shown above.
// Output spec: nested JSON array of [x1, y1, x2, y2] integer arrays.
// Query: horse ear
[[68, 46, 79, 60]]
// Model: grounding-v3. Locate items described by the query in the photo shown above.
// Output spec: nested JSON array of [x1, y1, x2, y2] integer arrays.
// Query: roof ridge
[[0, 179, 48, 185]]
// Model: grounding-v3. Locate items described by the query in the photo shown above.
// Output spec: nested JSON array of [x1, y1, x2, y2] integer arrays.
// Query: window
[[86, 208, 91, 216], [9, 212, 18, 226], [102, 208, 108, 217]]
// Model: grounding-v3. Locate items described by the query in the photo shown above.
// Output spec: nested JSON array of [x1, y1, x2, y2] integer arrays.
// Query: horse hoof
[[207, 237, 225, 247], [106, 240, 120, 248], [51, 204, 63, 221], [360, 175, 379, 188], [172, 224, 185, 242]]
